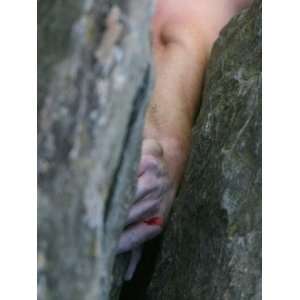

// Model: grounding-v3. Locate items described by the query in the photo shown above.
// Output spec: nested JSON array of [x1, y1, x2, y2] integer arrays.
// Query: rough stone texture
[[37, 1, 154, 300], [146, 1, 261, 299]]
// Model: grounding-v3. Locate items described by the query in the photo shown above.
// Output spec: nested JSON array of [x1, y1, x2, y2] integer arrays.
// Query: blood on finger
[[144, 216, 164, 226]]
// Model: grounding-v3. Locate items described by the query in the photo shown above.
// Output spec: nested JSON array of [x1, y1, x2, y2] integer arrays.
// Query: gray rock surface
[[146, 1, 261, 299], [37, 1, 154, 299]]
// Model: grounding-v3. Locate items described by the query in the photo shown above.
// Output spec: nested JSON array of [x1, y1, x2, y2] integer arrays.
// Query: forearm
[[144, 0, 244, 186], [144, 32, 209, 186]]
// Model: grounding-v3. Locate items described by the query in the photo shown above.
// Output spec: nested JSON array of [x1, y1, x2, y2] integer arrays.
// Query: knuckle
[[141, 154, 162, 171], [152, 199, 161, 213]]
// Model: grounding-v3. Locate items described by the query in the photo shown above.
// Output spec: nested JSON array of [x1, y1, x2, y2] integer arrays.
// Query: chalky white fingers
[[135, 169, 160, 202], [117, 222, 162, 254], [126, 198, 160, 226]]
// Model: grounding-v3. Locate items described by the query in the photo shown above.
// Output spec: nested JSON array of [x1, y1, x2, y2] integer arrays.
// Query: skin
[[117, 0, 252, 280]]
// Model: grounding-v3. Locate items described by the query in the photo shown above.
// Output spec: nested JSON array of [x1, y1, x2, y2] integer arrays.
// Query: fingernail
[[144, 216, 163, 226]]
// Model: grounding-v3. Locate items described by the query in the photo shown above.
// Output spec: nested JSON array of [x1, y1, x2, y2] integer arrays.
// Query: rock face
[[37, 1, 153, 300], [146, 1, 261, 299]]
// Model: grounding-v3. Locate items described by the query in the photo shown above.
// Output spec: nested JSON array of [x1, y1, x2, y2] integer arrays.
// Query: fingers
[[128, 158, 168, 225], [126, 198, 160, 226], [135, 169, 163, 203], [138, 139, 163, 177], [117, 222, 162, 254], [136, 155, 168, 200], [118, 139, 170, 257], [127, 149, 170, 226], [137, 153, 165, 179], [124, 247, 143, 281]]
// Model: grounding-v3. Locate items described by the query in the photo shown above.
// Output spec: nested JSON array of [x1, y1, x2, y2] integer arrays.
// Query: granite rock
[[146, 1, 261, 299], [37, 1, 154, 299]]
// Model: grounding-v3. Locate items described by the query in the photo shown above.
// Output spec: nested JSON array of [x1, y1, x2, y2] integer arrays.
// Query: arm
[[118, 0, 252, 279]]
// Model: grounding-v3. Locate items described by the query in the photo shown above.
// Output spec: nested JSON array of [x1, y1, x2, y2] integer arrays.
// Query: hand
[[117, 139, 177, 280]]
